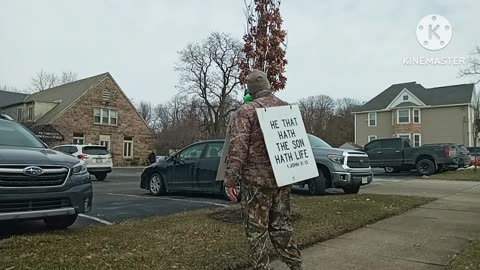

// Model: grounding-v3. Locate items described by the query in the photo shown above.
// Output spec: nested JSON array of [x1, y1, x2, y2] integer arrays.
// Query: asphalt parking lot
[[0, 168, 419, 240]]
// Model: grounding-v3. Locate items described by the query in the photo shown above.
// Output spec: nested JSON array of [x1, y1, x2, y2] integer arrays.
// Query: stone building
[[0, 73, 156, 166]]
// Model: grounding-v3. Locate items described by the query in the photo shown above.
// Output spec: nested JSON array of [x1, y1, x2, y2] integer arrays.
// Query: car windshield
[[0, 120, 45, 148], [83, 146, 109, 155], [308, 134, 331, 148]]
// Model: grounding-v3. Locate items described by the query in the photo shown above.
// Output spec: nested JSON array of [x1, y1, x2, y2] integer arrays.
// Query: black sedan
[[140, 140, 232, 199]]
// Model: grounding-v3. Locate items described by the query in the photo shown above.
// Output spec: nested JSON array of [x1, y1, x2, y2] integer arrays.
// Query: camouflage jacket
[[225, 90, 288, 189]]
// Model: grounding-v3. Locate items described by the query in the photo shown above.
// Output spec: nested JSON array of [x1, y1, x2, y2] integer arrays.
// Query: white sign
[[256, 105, 318, 187], [416, 14, 452, 51], [216, 112, 235, 181]]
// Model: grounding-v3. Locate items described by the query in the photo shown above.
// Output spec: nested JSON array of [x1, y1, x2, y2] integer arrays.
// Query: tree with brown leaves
[[240, 0, 287, 92]]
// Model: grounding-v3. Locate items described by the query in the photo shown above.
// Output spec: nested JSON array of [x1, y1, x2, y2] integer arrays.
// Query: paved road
[[0, 168, 418, 239]]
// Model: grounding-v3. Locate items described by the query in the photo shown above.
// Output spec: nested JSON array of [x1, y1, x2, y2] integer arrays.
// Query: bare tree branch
[[459, 45, 480, 85], [175, 32, 243, 137], [30, 70, 79, 92]]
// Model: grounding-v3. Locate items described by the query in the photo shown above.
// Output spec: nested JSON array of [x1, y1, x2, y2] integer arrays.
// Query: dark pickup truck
[[362, 138, 458, 175]]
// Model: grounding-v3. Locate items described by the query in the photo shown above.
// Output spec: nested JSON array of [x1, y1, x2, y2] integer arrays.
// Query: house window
[[397, 133, 411, 140], [17, 107, 23, 122], [73, 133, 85, 145], [413, 133, 422, 147], [403, 95, 409, 101], [123, 136, 133, 158], [94, 108, 118, 126], [368, 135, 377, 142], [368, 112, 377, 127], [110, 111, 118, 125], [27, 106, 34, 121], [413, 109, 421, 124], [397, 109, 410, 124]]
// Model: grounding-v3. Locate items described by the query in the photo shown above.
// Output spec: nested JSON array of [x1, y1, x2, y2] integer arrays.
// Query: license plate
[[362, 177, 368, 184], [96, 159, 103, 163]]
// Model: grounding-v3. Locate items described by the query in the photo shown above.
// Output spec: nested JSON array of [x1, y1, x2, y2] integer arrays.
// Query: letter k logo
[[416, 14, 452, 51], [429, 24, 440, 40]]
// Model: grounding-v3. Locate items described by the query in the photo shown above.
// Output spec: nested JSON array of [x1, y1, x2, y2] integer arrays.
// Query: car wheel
[[384, 167, 399, 173], [308, 169, 326, 196], [416, 159, 435, 176], [44, 214, 78, 230], [148, 173, 166, 196], [343, 184, 361, 194], [95, 173, 107, 181]]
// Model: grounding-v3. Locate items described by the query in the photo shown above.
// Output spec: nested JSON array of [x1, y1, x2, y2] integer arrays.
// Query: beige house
[[354, 82, 478, 147], [0, 73, 156, 166]]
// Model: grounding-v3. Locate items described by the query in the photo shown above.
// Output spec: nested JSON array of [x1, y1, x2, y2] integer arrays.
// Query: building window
[[27, 106, 34, 121], [73, 133, 85, 145], [94, 108, 118, 126], [413, 109, 421, 124], [368, 112, 377, 127], [110, 111, 118, 125], [17, 107, 23, 122], [123, 136, 133, 158], [413, 133, 421, 147], [397, 109, 410, 124], [403, 95, 409, 101], [368, 135, 377, 142], [397, 133, 411, 140]]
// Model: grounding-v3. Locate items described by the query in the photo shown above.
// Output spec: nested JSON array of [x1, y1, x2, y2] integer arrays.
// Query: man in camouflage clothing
[[225, 69, 303, 270]]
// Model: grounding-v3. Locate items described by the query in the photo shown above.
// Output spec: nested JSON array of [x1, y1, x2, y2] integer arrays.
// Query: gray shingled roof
[[0, 91, 28, 108], [28, 73, 108, 126], [355, 82, 475, 112]]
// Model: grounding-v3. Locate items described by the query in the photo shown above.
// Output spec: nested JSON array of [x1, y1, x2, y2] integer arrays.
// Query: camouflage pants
[[241, 183, 302, 270]]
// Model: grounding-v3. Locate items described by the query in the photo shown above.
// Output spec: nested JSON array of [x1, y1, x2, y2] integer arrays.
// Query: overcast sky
[[1, 0, 479, 105]]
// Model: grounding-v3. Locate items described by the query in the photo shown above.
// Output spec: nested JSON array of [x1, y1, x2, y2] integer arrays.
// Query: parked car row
[[140, 134, 374, 199]]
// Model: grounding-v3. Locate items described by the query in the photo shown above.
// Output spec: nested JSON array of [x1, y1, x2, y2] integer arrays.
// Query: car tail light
[[78, 154, 89, 160], [445, 147, 451, 158]]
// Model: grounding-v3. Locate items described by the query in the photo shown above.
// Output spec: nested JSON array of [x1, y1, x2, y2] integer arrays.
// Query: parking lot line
[[78, 214, 113, 225], [107, 193, 230, 207]]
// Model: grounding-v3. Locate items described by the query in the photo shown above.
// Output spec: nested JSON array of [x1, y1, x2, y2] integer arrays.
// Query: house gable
[[386, 88, 426, 109]]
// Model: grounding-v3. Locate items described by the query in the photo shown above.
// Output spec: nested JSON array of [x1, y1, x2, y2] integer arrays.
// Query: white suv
[[53, 144, 113, 181]]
